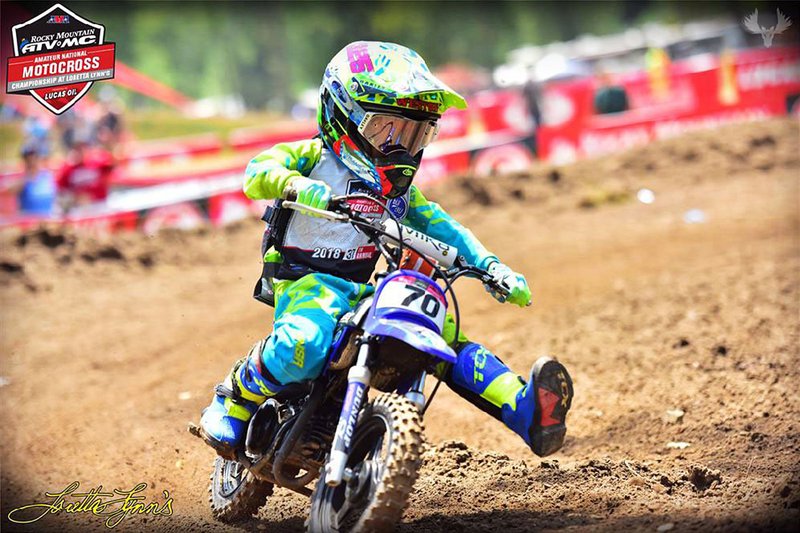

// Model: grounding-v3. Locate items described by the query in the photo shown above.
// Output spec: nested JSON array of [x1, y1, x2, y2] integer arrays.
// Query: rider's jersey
[[244, 138, 497, 284]]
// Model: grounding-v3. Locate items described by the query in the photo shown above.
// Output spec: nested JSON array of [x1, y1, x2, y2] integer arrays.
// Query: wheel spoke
[[369, 432, 386, 492], [368, 456, 383, 495], [335, 493, 352, 526]]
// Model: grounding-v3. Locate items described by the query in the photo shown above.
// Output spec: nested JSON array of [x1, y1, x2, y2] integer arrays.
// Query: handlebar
[[279, 193, 511, 298], [281, 200, 350, 222], [447, 264, 513, 299]]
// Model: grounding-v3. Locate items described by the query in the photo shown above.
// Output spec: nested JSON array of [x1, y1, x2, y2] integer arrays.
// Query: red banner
[[6, 43, 115, 93], [537, 47, 800, 163]]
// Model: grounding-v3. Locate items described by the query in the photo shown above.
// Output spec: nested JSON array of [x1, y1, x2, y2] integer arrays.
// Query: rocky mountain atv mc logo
[[6, 3, 115, 114]]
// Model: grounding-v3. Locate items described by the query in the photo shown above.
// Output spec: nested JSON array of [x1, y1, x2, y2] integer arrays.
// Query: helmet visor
[[357, 112, 439, 156]]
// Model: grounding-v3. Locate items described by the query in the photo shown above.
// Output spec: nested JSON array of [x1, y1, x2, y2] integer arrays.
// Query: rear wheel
[[209, 457, 273, 521], [306, 393, 424, 532]]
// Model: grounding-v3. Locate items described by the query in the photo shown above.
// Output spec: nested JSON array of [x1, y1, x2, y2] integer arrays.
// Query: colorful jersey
[[57, 151, 114, 201], [244, 138, 497, 283]]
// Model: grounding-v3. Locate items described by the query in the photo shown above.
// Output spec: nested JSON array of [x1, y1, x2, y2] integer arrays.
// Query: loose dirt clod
[[0, 261, 23, 273], [687, 465, 722, 491]]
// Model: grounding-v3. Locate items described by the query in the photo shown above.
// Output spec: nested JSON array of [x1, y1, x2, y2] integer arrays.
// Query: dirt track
[[1, 119, 799, 532]]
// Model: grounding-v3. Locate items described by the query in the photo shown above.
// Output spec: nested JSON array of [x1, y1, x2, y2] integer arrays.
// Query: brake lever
[[479, 271, 512, 298]]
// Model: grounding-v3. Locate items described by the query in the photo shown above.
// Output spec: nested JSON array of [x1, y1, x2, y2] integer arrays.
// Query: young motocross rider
[[199, 41, 573, 459]]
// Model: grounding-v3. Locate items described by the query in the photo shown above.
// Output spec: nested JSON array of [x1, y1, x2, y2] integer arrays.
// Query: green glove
[[289, 177, 332, 216], [485, 261, 532, 307]]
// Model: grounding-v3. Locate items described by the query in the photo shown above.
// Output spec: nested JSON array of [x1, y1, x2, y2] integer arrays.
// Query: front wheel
[[307, 393, 425, 533], [209, 456, 273, 521]]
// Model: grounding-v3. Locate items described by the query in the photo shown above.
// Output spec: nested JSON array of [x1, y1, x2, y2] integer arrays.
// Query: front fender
[[364, 318, 457, 364]]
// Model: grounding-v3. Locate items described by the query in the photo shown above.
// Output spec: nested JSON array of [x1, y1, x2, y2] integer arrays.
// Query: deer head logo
[[743, 8, 793, 48]]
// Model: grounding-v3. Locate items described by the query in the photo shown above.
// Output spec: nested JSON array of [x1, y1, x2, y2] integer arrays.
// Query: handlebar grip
[[283, 187, 346, 210], [280, 190, 350, 222], [282, 185, 298, 202]]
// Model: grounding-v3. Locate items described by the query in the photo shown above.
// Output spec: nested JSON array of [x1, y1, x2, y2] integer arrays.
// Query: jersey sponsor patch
[[292, 244, 378, 262], [387, 196, 408, 219], [345, 245, 377, 261], [346, 179, 384, 219], [348, 199, 383, 215], [346, 179, 408, 220]]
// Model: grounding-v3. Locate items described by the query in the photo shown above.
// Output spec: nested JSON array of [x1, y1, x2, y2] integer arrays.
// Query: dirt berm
[[1, 119, 798, 532]]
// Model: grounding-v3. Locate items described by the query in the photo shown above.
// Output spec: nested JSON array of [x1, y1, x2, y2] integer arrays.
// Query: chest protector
[[256, 147, 410, 304]]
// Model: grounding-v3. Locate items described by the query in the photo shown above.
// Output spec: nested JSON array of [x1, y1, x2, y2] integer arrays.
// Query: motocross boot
[[447, 343, 573, 457], [199, 339, 285, 457]]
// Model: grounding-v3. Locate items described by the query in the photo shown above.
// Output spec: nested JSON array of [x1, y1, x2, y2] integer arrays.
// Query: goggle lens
[[358, 112, 439, 155]]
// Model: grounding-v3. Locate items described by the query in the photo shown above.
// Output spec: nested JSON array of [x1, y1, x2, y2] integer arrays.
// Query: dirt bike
[[189, 193, 512, 532]]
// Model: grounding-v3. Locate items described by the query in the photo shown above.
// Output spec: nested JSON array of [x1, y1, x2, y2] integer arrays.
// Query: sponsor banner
[[141, 202, 205, 235], [0, 132, 533, 233], [206, 191, 266, 227], [471, 143, 534, 178], [538, 47, 800, 163]]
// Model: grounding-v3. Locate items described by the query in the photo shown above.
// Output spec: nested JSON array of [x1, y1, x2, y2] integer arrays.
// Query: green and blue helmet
[[318, 41, 467, 198]]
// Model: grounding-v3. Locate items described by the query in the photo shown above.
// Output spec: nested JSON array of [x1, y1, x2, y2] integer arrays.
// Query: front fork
[[324, 337, 428, 487], [325, 339, 371, 486]]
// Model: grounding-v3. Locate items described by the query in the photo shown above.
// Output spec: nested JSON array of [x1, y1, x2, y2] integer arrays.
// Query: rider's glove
[[485, 261, 532, 307], [288, 177, 332, 216]]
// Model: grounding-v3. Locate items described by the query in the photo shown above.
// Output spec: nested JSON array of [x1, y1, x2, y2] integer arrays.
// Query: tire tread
[[209, 457, 274, 522], [354, 393, 425, 532]]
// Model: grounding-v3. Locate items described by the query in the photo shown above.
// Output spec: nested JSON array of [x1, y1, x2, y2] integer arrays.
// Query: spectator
[[56, 134, 115, 212], [56, 109, 78, 152], [522, 78, 543, 128], [22, 117, 52, 157], [16, 144, 56, 216], [95, 87, 125, 153]]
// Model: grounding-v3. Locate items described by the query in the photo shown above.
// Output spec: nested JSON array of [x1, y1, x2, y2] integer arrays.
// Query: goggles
[[357, 112, 439, 156]]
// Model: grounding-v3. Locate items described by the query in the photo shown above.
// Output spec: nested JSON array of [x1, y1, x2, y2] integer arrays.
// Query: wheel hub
[[346, 463, 372, 504], [220, 460, 245, 497]]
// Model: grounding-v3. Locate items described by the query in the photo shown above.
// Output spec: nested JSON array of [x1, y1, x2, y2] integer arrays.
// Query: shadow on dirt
[[399, 508, 799, 532]]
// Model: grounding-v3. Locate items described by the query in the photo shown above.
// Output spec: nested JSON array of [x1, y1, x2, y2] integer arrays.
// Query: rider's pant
[[261, 273, 372, 384], [439, 315, 525, 424], [255, 274, 523, 423]]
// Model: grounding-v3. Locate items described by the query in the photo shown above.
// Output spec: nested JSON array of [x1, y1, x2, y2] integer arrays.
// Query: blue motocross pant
[[251, 272, 526, 424]]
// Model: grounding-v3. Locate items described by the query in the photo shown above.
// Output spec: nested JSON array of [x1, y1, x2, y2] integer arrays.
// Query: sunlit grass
[[1, 110, 284, 166]]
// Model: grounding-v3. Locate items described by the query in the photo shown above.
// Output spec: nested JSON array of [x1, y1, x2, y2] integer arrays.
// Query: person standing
[[16, 144, 56, 216], [56, 134, 115, 212]]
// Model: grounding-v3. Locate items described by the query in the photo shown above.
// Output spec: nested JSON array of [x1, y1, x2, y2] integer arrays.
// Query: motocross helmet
[[318, 41, 467, 198]]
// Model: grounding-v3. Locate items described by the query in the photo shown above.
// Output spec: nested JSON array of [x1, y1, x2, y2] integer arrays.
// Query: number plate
[[375, 275, 447, 332]]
